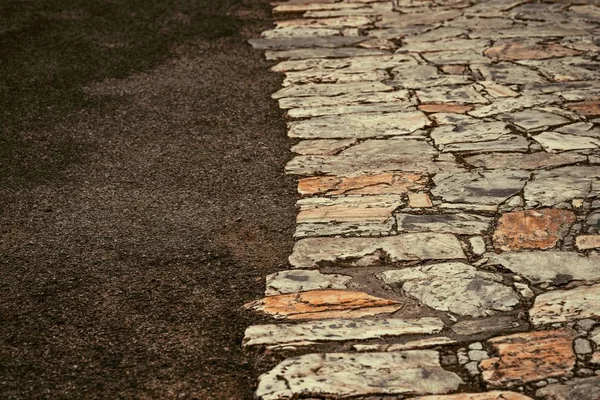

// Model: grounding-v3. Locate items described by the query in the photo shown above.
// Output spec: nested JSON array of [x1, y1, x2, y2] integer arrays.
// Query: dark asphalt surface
[[0, 1, 296, 398]]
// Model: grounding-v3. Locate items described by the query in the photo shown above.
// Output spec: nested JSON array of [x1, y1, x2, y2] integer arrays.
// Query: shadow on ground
[[0, 1, 295, 398]]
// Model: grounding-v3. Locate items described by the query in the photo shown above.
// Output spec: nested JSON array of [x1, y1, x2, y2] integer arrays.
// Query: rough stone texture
[[396, 213, 492, 235], [282, 69, 390, 87], [248, 36, 367, 51], [265, 47, 388, 61], [278, 90, 411, 110], [450, 316, 528, 337], [378, 262, 520, 317], [243, 317, 445, 347], [485, 41, 581, 61], [530, 284, 600, 326], [271, 54, 416, 73], [408, 193, 433, 208], [291, 139, 356, 156], [533, 131, 600, 152], [265, 270, 351, 296], [485, 251, 600, 285], [469, 236, 486, 255], [499, 109, 571, 132], [298, 173, 426, 196], [536, 377, 600, 400], [432, 170, 530, 206], [576, 235, 600, 250], [245, 290, 402, 320], [419, 104, 474, 113], [290, 233, 466, 269], [416, 85, 489, 105], [468, 94, 559, 118], [493, 209, 576, 251], [566, 100, 600, 117], [287, 102, 414, 119], [463, 152, 586, 170], [255, 351, 463, 400], [430, 122, 512, 147], [353, 337, 457, 352], [524, 166, 600, 208], [480, 330, 576, 387]]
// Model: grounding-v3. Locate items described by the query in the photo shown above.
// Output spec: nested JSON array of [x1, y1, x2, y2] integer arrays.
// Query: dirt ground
[[0, 1, 296, 398]]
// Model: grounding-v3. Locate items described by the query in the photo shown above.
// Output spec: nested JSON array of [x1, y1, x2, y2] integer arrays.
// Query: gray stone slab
[[395, 213, 492, 235], [469, 94, 561, 118], [431, 121, 512, 146], [530, 283, 600, 326], [283, 69, 389, 86], [536, 377, 600, 400], [279, 90, 410, 109], [498, 109, 571, 131], [464, 152, 586, 170], [265, 47, 389, 60], [265, 270, 352, 296], [416, 85, 489, 105], [248, 36, 367, 50], [524, 166, 600, 207], [533, 131, 600, 152], [273, 81, 393, 99], [472, 62, 547, 85], [262, 27, 343, 39], [271, 54, 417, 73], [287, 102, 415, 119], [451, 315, 528, 336]]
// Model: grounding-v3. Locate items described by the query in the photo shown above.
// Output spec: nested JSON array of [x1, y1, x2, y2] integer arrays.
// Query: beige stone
[[408, 193, 433, 208], [530, 284, 600, 326], [576, 235, 600, 250], [298, 173, 426, 196]]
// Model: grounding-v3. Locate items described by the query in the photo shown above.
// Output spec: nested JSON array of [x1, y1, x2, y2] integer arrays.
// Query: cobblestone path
[[245, 1, 600, 399]]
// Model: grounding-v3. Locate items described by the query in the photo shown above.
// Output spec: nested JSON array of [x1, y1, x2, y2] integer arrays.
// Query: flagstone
[[533, 131, 600, 152], [289, 233, 466, 269], [287, 102, 415, 118], [432, 170, 530, 206], [478, 81, 519, 98], [566, 100, 600, 118], [463, 152, 586, 170], [555, 122, 600, 138], [480, 330, 576, 387], [279, 90, 410, 109], [248, 36, 367, 50], [378, 262, 520, 317], [486, 251, 600, 286], [402, 39, 491, 53], [518, 58, 600, 82], [430, 121, 512, 146], [392, 64, 473, 89], [273, 2, 372, 14], [367, 26, 430, 40], [265, 270, 352, 296], [472, 62, 547, 85], [493, 209, 576, 251], [576, 235, 600, 250], [271, 54, 417, 73], [243, 317, 445, 347], [245, 290, 402, 320], [282, 69, 389, 86], [408, 193, 433, 208], [377, 8, 462, 28], [305, 8, 381, 18], [401, 27, 467, 43], [298, 172, 426, 196], [531, 284, 600, 326], [536, 377, 600, 400], [469, 94, 560, 118], [265, 46, 389, 60], [469, 27, 590, 40], [450, 316, 528, 337], [396, 213, 492, 235], [442, 65, 468, 75], [416, 85, 490, 105], [275, 16, 374, 29], [422, 50, 492, 65], [254, 350, 463, 400], [288, 111, 431, 139], [524, 166, 600, 208], [430, 112, 481, 125], [484, 41, 582, 60], [291, 139, 357, 155], [522, 81, 600, 102], [419, 104, 474, 113], [442, 135, 530, 153], [498, 109, 571, 131], [413, 392, 534, 400], [261, 27, 343, 39], [353, 337, 457, 352]]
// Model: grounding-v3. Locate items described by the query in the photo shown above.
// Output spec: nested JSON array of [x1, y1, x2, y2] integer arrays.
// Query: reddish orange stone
[[418, 103, 474, 114], [493, 209, 576, 251], [244, 290, 402, 320], [485, 42, 581, 60], [480, 330, 576, 387], [298, 173, 426, 196], [566, 100, 600, 117]]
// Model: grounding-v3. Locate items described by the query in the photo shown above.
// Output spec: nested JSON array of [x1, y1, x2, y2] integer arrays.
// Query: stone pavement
[[245, 0, 600, 398]]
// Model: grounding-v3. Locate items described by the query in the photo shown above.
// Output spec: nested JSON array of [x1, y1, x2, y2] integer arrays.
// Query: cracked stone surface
[[247, 1, 600, 398]]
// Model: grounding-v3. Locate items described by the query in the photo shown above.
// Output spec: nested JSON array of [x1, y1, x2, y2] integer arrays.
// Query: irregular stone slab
[[536, 377, 600, 400], [290, 233, 466, 269], [368, 26, 430, 40], [354, 337, 457, 352], [255, 350, 463, 400], [430, 113, 481, 126], [273, 2, 370, 14], [245, 290, 402, 320], [288, 111, 431, 139], [413, 392, 534, 400], [519, 58, 600, 83], [401, 39, 491, 53], [480, 330, 576, 387], [533, 131, 600, 152], [493, 209, 576, 251], [524, 166, 600, 208], [422, 50, 492, 65], [295, 219, 395, 238], [378, 262, 520, 317], [530, 284, 600, 326], [523, 81, 600, 102], [432, 170, 530, 206], [485, 41, 582, 60], [298, 172, 426, 196], [396, 213, 492, 235], [243, 317, 445, 347], [419, 104, 474, 113], [566, 100, 600, 117], [287, 102, 415, 119], [273, 81, 393, 99], [441, 135, 530, 153], [470, 27, 589, 40], [265, 270, 351, 296], [479, 81, 519, 98], [473, 62, 547, 85], [486, 251, 600, 286], [261, 27, 343, 39], [499, 109, 570, 131], [556, 122, 600, 138], [431, 122, 512, 146], [306, 8, 381, 18], [391, 64, 473, 89], [248, 36, 367, 50], [271, 54, 417, 73], [291, 139, 356, 155], [576, 235, 600, 250], [464, 152, 586, 170], [408, 193, 433, 208], [469, 94, 560, 118], [279, 90, 410, 110], [416, 86, 489, 105], [265, 47, 388, 60], [275, 16, 374, 29], [282, 68, 389, 86], [451, 316, 528, 337]]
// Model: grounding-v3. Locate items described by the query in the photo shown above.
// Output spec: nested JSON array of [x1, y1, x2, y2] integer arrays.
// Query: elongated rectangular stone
[[530, 284, 600, 326], [273, 81, 393, 99], [396, 213, 492, 235], [288, 102, 414, 119], [279, 90, 410, 109], [248, 36, 366, 50], [271, 54, 416, 73], [265, 47, 388, 60]]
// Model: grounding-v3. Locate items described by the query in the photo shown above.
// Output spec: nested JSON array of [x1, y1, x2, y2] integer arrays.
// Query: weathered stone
[[287, 102, 415, 119], [248, 36, 367, 50], [288, 111, 431, 139], [514, 282, 535, 301], [470, 236, 486, 255], [275, 16, 374, 29], [412, 392, 534, 400], [442, 65, 468, 75], [261, 27, 343, 39], [417, 85, 489, 105], [480, 330, 576, 387], [245, 290, 402, 320], [353, 337, 458, 352], [479, 81, 520, 98], [499, 109, 571, 131], [464, 152, 586, 170], [451, 316, 528, 337], [419, 104, 474, 114], [271, 53, 416, 73], [402, 39, 491, 53], [430, 113, 481, 126], [422, 50, 492, 65], [432, 170, 530, 206], [439, 203, 498, 213], [441, 135, 530, 153], [282, 68, 389, 86], [536, 376, 600, 400], [530, 284, 600, 326], [265, 47, 388, 60], [524, 166, 600, 208], [486, 251, 600, 286], [273, 2, 371, 14], [396, 213, 492, 235], [472, 62, 547, 85], [485, 41, 581, 60], [430, 121, 512, 146], [255, 350, 463, 400], [408, 193, 433, 208], [518, 58, 600, 83], [265, 270, 351, 296], [574, 338, 592, 354], [298, 173, 426, 196], [576, 235, 600, 250], [279, 90, 410, 110], [357, 37, 397, 50], [534, 131, 600, 152], [243, 317, 445, 347], [469, 94, 560, 118], [291, 139, 356, 155], [590, 327, 600, 346], [378, 262, 520, 317], [566, 100, 600, 118], [493, 209, 576, 251], [306, 8, 381, 19], [556, 122, 600, 138], [392, 64, 473, 89], [469, 350, 489, 361], [273, 81, 392, 99], [290, 233, 466, 269]]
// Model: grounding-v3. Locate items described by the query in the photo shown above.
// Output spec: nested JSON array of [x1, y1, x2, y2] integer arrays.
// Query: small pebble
[[577, 368, 595, 377], [575, 338, 593, 354], [465, 361, 480, 376], [468, 342, 483, 350]]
